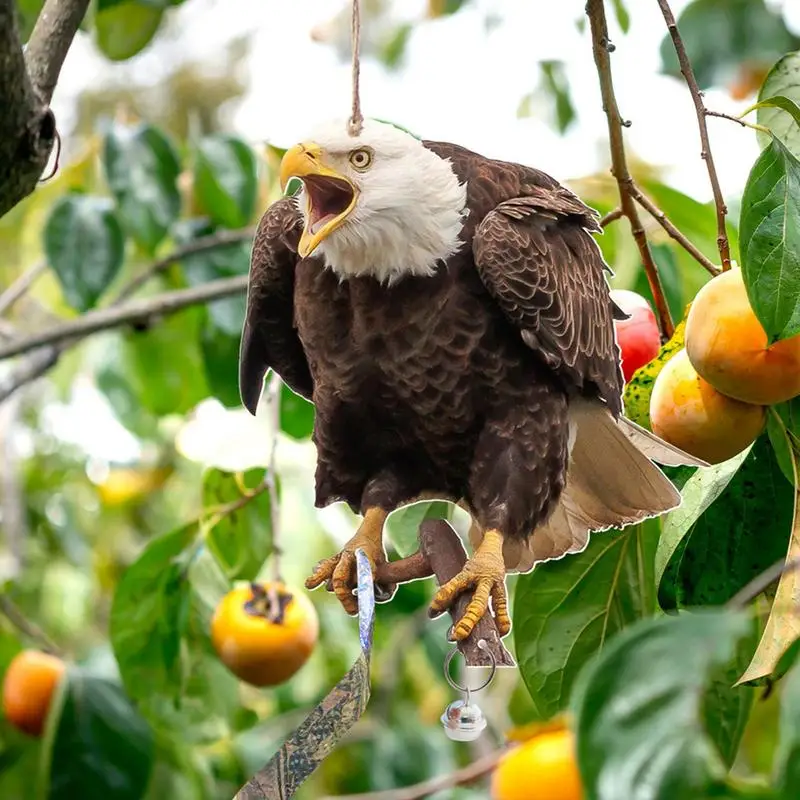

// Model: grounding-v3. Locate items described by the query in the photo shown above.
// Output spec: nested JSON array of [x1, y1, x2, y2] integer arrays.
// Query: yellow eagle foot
[[429, 529, 511, 641], [304, 507, 394, 614]]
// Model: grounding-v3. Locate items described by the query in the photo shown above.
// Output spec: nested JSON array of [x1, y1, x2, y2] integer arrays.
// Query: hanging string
[[348, 0, 364, 136]]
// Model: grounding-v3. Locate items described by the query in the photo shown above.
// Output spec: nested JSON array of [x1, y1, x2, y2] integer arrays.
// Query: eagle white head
[[279, 118, 467, 284]]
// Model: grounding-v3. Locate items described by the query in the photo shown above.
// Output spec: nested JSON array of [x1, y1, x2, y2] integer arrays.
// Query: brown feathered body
[[241, 140, 684, 569]]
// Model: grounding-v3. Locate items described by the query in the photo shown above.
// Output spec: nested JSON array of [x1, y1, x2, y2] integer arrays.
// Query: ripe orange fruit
[[491, 727, 583, 800], [210, 582, 319, 687], [2, 650, 65, 737], [685, 268, 800, 406], [649, 348, 765, 464]]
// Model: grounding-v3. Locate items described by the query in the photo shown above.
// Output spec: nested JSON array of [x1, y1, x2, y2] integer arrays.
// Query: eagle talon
[[428, 529, 511, 640], [304, 508, 395, 614]]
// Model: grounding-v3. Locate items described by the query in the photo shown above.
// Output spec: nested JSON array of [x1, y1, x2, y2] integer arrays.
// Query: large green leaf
[[43, 194, 125, 311], [768, 398, 800, 485], [193, 135, 258, 229], [203, 467, 272, 582], [571, 610, 752, 800], [774, 660, 800, 797], [658, 0, 800, 90], [103, 122, 181, 254], [42, 666, 154, 799], [739, 136, 800, 343], [757, 53, 800, 157], [109, 524, 197, 717], [95, 1, 165, 61], [655, 447, 751, 589], [514, 520, 659, 721], [115, 306, 210, 416], [200, 316, 241, 408], [658, 435, 793, 610]]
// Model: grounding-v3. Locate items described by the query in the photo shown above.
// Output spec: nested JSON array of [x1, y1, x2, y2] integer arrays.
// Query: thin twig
[[0, 275, 247, 361], [0, 345, 61, 404], [265, 372, 283, 585], [727, 556, 800, 610], [632, 190, 720, 276], [706, 108, 770, 135], [599, 207, 623, 227], [0, 595, 62, 655], [321, 747, 509, 800], [348, 0, 363, 136], [112, 227, 255, 304], [0, 261, 48, 316], [656, 0, 731, 271], [586, 0, 674, 337]]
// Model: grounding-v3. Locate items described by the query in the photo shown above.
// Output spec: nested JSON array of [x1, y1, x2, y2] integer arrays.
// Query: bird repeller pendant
[[440, 638, 496, 741]]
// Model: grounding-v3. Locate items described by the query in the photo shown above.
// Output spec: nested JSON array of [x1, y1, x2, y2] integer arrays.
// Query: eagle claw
[[428, 530, 511, 641], [305, 522, 395, 614]]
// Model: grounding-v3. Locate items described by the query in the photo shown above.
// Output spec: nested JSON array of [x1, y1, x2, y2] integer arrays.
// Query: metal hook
[[442, 639, 497, 694]]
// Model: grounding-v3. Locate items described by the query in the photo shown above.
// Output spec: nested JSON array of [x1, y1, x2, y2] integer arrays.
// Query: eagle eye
[[348, 147, 373, 171]]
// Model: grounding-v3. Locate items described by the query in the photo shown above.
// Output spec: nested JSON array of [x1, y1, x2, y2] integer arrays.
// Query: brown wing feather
[[472, 188, 624, 416], [239, 197, 313, 413]]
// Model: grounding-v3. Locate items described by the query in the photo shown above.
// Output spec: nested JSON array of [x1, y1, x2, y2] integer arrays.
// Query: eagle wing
[[472, 185, 625, 416], [239, 197, 314, 413]]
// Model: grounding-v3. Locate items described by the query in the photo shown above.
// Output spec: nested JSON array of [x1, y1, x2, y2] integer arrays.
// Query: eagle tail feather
[[505, 401, 688, 571]]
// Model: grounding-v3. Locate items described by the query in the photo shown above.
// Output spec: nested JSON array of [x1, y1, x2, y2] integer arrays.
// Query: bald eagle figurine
[[239, 119, 702, 641]]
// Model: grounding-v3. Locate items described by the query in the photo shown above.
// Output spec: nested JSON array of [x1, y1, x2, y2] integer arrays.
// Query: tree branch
[[321, 747, 509, 800], [656, 0, 732, 271], [632, 190, 720, 276], [112, 227, 255, 304], [0, 229, 256, 402], [0, 260, 48, 316], [586, 0, 674, 338], [0, 275, 247, 361], [25, 0, 91, 105], [599, 207, 623, 227], [0, 0, 89, 218]]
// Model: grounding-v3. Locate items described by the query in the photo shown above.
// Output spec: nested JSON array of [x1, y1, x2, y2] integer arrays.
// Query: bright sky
[[39, 0, 797, 470]]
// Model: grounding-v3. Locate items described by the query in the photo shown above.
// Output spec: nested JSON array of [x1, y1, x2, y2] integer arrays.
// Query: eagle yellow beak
[[279, 143, 358, 258]]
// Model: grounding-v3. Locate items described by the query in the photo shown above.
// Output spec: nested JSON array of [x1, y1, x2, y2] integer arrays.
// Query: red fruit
[[610, 289, 661, 382]]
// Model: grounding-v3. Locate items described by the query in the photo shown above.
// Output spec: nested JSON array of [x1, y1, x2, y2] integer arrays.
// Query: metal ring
[[442, 639, 497, 694]]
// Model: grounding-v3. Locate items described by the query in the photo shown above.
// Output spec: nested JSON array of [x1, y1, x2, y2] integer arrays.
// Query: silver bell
[[440, 698, 488, 742]]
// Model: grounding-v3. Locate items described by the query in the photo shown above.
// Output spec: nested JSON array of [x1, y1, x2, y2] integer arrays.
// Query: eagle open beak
[[279, 143, 358, 258]]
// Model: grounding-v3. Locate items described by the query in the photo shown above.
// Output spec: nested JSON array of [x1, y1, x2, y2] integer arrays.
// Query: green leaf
[[571, 609, 753, 800], [386, 500, 455, 558], [203, 468, 272, 582], [739, 136, 800, 343], [43, 194, 125, 311], [539, 61, 575, 134], [655, 448, 751, 589], [768, 399, 800, 485], [280, 381, 315, 440], [115, 307, 210, 416], [42, 666, 154, 799], [200, 317, 241, 408], [658, 0, 800, 90], [193, 135, 258, 229], [514, 520, 659, 721], [95, 1, 165, 61], [756, 53, 800, 157], [610, 0, 630, 33], [774, 659, 800, 796], [658, 435, 793, 610], [103, 122, 181, 254], [109, 524, 197, 717]]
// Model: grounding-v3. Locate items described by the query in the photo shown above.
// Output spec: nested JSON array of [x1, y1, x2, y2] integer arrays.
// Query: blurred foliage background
[[1, 0, 799, 797]]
